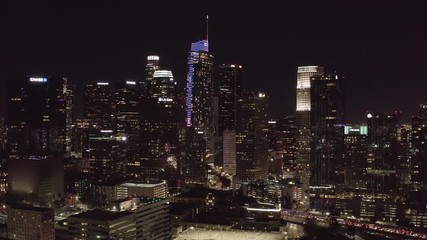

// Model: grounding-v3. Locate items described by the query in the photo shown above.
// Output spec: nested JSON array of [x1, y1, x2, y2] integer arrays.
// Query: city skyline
[[1, 1, 427, 123]]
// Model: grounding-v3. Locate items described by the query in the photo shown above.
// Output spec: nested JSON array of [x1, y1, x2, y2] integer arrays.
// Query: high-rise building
[[85, 130, 128, 180], [185, 40, 214, 134], [223, 129, 237, 177], [145, 55, 161, 96], [67, 209, 136, 239], [8, 156, 64, 205], [64, 79, 75, 157], [113, 81, 141, 142], [236, 92, 269, 182], [366, 111, 400, 193], [343, 125, 368, 189], [7, 205, 55, 240], [310, 73, 344, 187], [410, 104, 427, 206], [295, 66, 324, 200], [183, 127, 206, 183], [184, 37, 214, 184], [213, 64, 242, 170], [113, 81, 141, 177], [276, 116, 297, 169], [218, 64, 242, 135], [140, 70, 180, 183], [84, 81, 112, 130], [7, 76, 69, 158]]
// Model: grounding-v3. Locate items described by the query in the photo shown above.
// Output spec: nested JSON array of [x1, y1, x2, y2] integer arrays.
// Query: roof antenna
[[206, 15, 209, 51]]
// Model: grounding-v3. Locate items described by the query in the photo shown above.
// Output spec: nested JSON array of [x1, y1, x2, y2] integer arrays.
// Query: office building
[[276, 116, 297, 169], [366, 111, 400, 193], [236, 92, 269, 182], [295, 66, 324, 200], [145, 55, 161, 96], [185, 39, 214, 135], [7, 205, 55, 240], [85, 130, 128, 180], [218, 64, 242, 135], [310, 73, 344, 187], [7, 76, 70, 158], [114, 180, 168, 199], [8, 156, 64, 206], [140, 70, 180, 182], [343, 125, 368, 189], [84, 81, 112, 130], [68, 209, 136, 240]]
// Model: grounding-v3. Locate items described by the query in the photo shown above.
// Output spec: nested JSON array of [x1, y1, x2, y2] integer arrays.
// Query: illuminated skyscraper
[[185, 39, 214, 133], [84, 81, 112, 129], [184, 29, 214, 183], [7, 76, 69, 158], [366, 111, 400, 193], [295, 66, 324, 199], [140, 70, 180, 182], [343, 125, 368, 189], [113, 81, 140, 143], [145, 55, 161, 96], [310, 73, 344, 187], [236, 92, 269, 182], [218, 64, 242, 135]]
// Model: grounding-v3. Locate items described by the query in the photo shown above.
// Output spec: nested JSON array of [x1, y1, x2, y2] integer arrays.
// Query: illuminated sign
[[258, 93, 266, 98], [29, 77, 47, 83], [126, 81, 136, 85], [147, 55, 160, 61], [100, 130, 113, 133], [97, 82, 109, 86], [158, 97, 173, 102]]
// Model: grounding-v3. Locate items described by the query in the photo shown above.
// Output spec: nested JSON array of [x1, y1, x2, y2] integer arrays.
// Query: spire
[[206, 15, 209, 41]]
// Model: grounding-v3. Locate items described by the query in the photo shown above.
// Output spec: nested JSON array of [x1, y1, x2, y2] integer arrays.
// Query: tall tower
[[218, 64, 242, 135], [185, 40, 214, 132], [295, 66, 324, 202], [84, 81, 112, 130], [7, 76, 68, 158], [366, 111, 400, 194], [184, 17, 214, 183], [145, 55, 161, 96], [236, 92, 269, 182]]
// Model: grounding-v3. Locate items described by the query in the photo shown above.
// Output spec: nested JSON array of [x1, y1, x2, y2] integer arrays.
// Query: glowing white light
[[121, 136, 127, 141], [158, 97, 173, 102], [97, 82, 109, 86], [147, 55, 160, 61], [126, 81, 136, 85], [100, 130, 113, 133], [367, 113, 373, 118], [153, 70, 173, 78], [258, 93, 266, 98], [29, 77, 47, 83]]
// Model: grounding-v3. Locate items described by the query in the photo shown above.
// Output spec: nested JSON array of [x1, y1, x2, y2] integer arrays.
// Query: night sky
[[1, 1, 427, 123]]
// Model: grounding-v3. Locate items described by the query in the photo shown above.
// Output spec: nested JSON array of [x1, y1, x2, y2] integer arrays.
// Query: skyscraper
[[7, 205, 55, 240], [236, 92, 269, 182], [218, 64, 242, 135], [84, 81, 112, 130], [7, 76, 69, 158], [185, 39, 214, 133], [343, 125, 368, 189], [295, 66, 324, 200], [145, 55, 161, 96], [310, 73, 344, 187], [366, 111, 400, 193], [140, 70, 180, 184], [184, 31, 214, 183]]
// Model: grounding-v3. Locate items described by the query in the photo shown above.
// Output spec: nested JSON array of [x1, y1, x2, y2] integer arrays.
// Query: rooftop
[[9, 205, 53, 213], [69, 209, 132, 221]]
